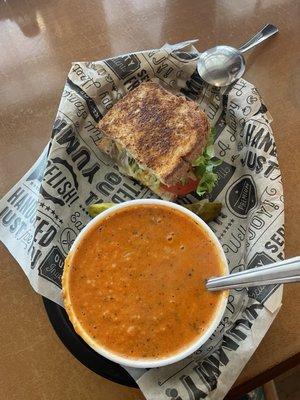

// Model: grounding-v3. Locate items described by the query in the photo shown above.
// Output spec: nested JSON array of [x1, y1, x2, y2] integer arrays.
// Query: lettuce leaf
[[192, 127, 221, 197]]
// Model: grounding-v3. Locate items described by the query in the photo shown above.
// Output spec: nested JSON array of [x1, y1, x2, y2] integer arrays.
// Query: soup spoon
[[197, 24, 279, 87], [206, 256, 300, 291]]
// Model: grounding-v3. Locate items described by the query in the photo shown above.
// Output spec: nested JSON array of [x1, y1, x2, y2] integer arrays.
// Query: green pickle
[[182, 201, 222, 223], [88, 200, 221, 223], [88, 203, 114, 218]]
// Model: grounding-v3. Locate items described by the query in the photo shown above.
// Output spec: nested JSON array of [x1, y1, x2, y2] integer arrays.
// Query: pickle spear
[[88, 201, 221, 223], [88, 203, 114, 218], [182, 201, 222, 222]]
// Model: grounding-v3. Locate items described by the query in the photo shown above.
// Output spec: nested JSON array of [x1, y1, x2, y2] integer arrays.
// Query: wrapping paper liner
[[0, 41, 284, 399]]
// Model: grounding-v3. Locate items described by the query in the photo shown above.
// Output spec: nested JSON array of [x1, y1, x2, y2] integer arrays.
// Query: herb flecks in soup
[[64, 205, 225, 360]]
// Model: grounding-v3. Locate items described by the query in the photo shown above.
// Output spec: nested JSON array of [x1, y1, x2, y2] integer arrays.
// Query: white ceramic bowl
[[63, 199, 228, 368]]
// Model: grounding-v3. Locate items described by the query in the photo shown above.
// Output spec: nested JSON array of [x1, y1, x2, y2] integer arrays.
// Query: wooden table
[[0, 1, 299, 399]]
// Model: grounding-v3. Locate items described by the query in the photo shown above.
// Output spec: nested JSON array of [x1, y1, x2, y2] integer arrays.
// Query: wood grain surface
[[0, 1, 299, 399]]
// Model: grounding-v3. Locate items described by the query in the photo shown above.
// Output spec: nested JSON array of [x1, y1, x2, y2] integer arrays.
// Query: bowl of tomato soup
[[62, 200, 228, 368]]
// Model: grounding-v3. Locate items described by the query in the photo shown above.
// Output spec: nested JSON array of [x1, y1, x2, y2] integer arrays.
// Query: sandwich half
[[97, 81, 219, 200]]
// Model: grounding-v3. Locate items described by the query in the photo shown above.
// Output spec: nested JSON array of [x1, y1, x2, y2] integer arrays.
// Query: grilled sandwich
[[97, 82, 218, 200]]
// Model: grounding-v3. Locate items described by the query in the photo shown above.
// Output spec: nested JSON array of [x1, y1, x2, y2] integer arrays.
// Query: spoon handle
[[206, 256, 300, 291], [238, 24, 279, 53]]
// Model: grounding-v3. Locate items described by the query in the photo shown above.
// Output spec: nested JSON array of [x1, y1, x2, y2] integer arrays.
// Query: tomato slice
[[161, 178, 199, 196]]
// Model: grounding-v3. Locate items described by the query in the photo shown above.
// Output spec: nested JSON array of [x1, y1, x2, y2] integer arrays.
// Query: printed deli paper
[[0, 41, 284, 399]]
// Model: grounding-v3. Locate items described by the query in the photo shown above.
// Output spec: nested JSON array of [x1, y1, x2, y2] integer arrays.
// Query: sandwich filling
[[100, 128, 219, 198]]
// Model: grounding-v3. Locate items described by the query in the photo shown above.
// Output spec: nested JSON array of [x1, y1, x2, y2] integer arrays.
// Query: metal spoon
[[197, 24, 279, 87], [206, 256, 300, 291]]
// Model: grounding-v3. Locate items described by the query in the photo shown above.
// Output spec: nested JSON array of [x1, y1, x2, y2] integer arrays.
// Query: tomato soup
[[63, 204, 226, 360]]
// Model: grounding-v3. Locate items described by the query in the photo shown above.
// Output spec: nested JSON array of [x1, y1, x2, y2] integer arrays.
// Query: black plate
[[43, 297, 137, 388]]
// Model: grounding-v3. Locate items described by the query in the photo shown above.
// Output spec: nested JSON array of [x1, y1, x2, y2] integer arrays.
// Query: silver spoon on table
[[197, 24, 279, 87], [206, 256, 300, 291]]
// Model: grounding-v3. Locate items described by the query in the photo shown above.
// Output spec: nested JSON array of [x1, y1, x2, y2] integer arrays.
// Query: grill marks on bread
[[98, 82, 209, 186]]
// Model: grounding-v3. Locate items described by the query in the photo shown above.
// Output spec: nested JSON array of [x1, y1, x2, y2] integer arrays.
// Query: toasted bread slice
[[98, 81, 209, 193]]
